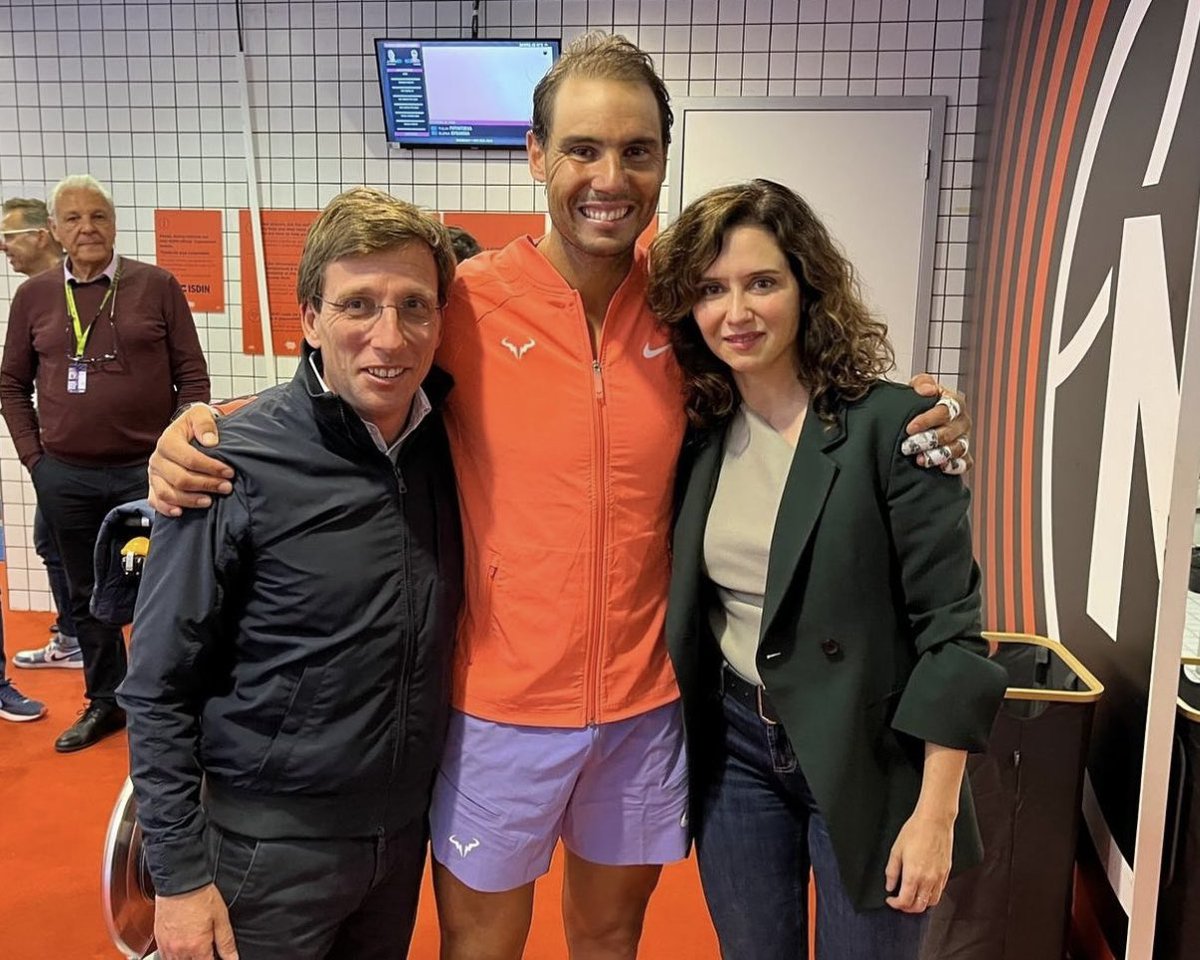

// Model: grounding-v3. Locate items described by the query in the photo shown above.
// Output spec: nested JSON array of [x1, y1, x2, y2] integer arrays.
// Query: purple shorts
[[429, 701, 690, 892]]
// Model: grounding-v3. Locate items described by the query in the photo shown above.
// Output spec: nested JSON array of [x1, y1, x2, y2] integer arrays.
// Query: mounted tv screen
[[375, 39, 560, 149]]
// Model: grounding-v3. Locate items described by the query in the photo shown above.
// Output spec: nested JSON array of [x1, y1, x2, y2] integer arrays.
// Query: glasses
[[315, 294, 440, 329], [0, 228, 45, 241], [65, 317, 119, 365]]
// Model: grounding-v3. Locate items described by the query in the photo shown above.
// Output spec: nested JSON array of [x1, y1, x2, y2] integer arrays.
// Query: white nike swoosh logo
[[642, 343, 671, 359]]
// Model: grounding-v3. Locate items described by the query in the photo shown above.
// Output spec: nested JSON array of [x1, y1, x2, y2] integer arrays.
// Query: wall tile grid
[[0, 0, 983, 611]]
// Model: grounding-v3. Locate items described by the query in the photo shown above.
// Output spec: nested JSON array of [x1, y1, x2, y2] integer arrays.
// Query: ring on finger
[[937, 393, 962, 422]]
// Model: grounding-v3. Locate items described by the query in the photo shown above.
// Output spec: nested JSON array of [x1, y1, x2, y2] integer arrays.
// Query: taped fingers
[[936, 393, 962, 422], [900, 429, 940, 457]]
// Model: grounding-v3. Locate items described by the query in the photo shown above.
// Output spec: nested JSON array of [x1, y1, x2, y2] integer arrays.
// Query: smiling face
[[51, 188, 117, 278], [301, 242, 443, 443], [527, 75, 666, 271], [692, 223, 804, 391]]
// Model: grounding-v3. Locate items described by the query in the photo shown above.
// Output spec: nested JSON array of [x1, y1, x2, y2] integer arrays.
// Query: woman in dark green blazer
[[647, 180, 1007, 960]]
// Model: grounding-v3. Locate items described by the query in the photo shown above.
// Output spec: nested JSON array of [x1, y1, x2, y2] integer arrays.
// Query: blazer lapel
[[760, 407, 845, 639], [665, 431, 724, 649]]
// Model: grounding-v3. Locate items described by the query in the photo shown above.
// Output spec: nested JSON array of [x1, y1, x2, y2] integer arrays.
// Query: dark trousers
[[208, 819, 428, 960], [30, 455, 146, 704], [695, 682, 928, 960], [33, 505, 77, 638]]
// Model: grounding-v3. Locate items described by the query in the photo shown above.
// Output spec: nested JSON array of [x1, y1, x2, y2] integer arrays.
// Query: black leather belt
[[722, 665, 781, 725]]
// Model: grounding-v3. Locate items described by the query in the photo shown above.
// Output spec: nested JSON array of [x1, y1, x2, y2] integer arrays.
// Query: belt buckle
[[756, 685, 778, 726]]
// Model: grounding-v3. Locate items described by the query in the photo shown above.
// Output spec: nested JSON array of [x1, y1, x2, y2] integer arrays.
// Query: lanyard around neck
[[64, 258, 119, 358]]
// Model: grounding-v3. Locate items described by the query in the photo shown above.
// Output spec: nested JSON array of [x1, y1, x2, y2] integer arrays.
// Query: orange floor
[[0, 610, 720, 958]]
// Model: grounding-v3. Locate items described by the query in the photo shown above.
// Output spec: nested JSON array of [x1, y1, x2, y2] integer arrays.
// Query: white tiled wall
[[0, 0, 985, 611]]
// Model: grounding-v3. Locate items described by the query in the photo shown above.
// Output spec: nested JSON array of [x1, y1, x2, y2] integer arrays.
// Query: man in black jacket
[[118, 187, 463, 960]]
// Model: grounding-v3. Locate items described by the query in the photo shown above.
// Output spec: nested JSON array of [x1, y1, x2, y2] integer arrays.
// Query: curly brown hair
[[647, 179, 893, 430]]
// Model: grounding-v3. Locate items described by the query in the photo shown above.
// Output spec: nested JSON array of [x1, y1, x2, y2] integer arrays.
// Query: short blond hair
[[295, 187, 457, 307]]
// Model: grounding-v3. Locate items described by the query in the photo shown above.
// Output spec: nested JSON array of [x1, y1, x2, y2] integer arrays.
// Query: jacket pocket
[[209, 824, 261, 911], [478, 558, 499, 630], [256, 666, 327, 781], [458, 556, 499, 667]]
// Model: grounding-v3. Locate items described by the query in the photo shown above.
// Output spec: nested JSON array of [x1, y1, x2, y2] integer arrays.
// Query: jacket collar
[[296, 342, 452, 452], [64, 253, 119, 285], [667, 400, 848, 652], [483, 234, 650, 299], [759, 404, 845, 638]]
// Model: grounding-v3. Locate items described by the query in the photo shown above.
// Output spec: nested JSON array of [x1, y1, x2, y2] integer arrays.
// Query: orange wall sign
[[239, 209, 319, 356], [154, 209, 224, 312]]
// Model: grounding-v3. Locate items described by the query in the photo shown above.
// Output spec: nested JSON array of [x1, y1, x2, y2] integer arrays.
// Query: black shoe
[[55, 701, 126, 753]]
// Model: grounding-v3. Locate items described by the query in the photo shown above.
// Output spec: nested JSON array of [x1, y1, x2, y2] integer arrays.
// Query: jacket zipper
[[334, 394, 430, 821], [385, 456, 413, 810], [587, 349, 608, 725]]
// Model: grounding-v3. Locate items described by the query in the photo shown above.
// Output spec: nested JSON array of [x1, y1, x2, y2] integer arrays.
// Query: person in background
[[144, 34, 974, 960], [1, 197, 63, 277], [0, 174, 210, 752], [1, 197, 82, 673], [446, 225, 482, 262], [651, 179, 1006, 960], [120, 187, 462, 960], [0, 610, 44, 721], [0, 197, 69, 723]]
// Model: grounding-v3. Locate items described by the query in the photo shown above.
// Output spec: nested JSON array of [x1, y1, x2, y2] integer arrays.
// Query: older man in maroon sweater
[[0, 174, 210, 752]]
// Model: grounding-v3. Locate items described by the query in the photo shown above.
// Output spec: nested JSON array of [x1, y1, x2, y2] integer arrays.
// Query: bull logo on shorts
[[449, 835, 481, 858]]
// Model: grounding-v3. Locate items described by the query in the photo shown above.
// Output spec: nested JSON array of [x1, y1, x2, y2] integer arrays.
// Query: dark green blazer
[[666, 382, 1008, 911]]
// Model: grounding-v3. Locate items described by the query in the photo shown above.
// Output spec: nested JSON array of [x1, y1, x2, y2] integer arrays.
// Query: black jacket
[[667, 383, 1007, 910], [118, 348, 463, 896]]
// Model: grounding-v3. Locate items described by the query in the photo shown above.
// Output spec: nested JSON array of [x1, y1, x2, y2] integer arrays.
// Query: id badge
[[67, 360, 87, 394]]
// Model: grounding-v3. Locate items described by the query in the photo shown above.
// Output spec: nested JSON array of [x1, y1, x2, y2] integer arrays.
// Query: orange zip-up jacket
[[437, 237, 686, 727]]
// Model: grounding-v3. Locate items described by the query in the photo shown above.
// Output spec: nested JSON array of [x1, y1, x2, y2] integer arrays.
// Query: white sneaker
[[13, 635, 84, 669]]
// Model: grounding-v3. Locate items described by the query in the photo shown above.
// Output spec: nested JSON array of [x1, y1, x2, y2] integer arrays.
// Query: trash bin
[[1154, 659, 1200, 960], [919, 632, 1104, 960]]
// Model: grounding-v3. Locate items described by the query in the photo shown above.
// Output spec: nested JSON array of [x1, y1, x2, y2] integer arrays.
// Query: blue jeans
[[695, 681, 927, 960], [34, 505, 77, 638]]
